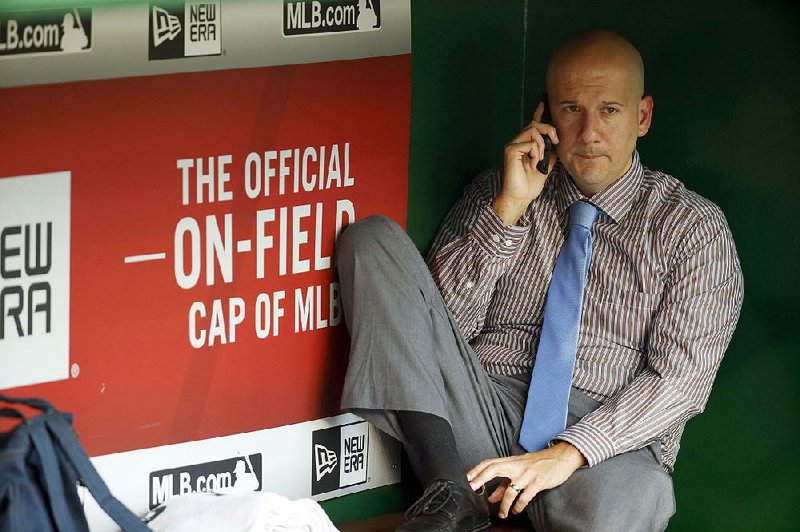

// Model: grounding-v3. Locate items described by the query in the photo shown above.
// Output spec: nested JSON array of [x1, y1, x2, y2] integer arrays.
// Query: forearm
[[558, 286, 742, 466], [556, 368, 709, 467], [427, 169, 531, 339], [491, 193, 533, 226], [550, 440, 586, 469], [429, 204, 528, 339]]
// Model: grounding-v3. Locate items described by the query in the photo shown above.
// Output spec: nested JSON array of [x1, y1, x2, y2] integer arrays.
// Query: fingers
[[506, 122, 544, 159], [482, 478, 537, 520], [505, 139, 542, 170], [541, 122, 559, 144], [533, 98, 558, 144], [533, 100, 544, 123], [467, 457, 542, 520], [466, 459, 496, 491], [511, 483, 538, 516], [505, 121, 552, 172], [468, 460, 528, 519], [487, 482, 506, 503], [508, 119, 558, 151], [509, 122, 557, 148], [467, 456, 513, 491], [497, 472, 541, 519], [469, 450, 580, 520], [498, 482, 520, 519], [506, 117, 559, 178]]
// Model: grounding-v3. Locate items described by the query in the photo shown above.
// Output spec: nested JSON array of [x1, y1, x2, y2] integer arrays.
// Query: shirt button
[[464, 281, 474, 290], [504, 239, 513, 246], [492, 234, 501, 243]]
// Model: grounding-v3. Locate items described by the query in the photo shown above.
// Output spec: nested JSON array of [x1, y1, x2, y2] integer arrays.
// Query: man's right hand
[[491, 100, 559, 226]]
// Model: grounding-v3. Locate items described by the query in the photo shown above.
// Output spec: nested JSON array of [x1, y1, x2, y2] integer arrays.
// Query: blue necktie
[[519, 200, 602, 452]]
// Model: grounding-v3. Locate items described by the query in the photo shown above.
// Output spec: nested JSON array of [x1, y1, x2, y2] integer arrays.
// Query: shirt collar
[[549, 150, 643, 224]]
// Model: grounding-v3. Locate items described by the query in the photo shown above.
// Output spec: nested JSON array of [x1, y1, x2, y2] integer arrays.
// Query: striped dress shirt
[[427, 151, 744, 473]]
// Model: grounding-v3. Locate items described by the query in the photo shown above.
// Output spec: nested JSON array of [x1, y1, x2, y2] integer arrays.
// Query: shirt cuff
[[552, 422, 616, 468], [470, 205, 529, 259]]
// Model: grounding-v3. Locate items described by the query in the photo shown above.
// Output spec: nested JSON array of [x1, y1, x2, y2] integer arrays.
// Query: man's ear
[[638, 96, 654, 137]]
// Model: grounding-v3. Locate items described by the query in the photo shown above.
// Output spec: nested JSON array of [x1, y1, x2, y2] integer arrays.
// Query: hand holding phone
[[535, 92, 554, 174], [493, 93, 558, 225]]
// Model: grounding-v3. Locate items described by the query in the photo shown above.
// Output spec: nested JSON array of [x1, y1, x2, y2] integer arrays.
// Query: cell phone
[[535, 92, 554, 174]]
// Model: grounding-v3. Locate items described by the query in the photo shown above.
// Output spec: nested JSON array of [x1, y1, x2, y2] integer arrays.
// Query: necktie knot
[[569, 201, 602, 229]]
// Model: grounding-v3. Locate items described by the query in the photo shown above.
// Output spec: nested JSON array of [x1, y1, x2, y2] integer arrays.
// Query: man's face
[[549, 54, 652, 196]]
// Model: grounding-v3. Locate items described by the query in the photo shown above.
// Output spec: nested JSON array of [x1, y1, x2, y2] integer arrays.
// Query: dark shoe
[[396, 479, 490, 532]]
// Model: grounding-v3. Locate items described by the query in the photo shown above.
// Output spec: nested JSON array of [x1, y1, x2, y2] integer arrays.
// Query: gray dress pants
[[336, 216, 675, 532]]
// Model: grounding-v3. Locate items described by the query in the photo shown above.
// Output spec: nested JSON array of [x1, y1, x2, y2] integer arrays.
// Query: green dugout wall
[[329, 1, 799, 529]]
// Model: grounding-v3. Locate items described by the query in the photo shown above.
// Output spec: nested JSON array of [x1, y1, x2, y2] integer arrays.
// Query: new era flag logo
[[314, 444, 337, 481], [152, 6, 181, 46]]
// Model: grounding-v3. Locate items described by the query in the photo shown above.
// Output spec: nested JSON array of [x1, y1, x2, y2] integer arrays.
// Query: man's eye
[[566, 106, 580, 112], [603, 107, 620, 114]]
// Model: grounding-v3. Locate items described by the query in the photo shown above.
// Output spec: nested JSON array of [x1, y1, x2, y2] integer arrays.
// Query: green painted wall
[[331, 0, 799, 528], [407, 0, 529, 252]]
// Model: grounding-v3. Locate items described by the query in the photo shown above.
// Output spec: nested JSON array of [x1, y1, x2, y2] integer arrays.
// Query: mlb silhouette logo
[[311, 420, 369, 495]]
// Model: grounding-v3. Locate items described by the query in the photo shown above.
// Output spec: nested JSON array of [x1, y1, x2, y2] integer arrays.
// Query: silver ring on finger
[[509, 482, 524, 493]]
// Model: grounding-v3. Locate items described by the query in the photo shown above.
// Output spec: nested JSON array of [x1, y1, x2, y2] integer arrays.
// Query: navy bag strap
[[0, 408, 25, 419], [0, 393, 55, 413], [0, 394, 150, 532], [29, 425, 77, 532], [43, 413, 149, 532]]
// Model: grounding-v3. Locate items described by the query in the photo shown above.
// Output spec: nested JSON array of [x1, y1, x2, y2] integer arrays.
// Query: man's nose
[[577, 112, 600, 143]]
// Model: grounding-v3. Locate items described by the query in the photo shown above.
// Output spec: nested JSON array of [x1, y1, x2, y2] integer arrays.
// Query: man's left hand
[[466, 442, 586, 519]]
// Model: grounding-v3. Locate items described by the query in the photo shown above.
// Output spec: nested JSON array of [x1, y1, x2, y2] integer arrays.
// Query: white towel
[[143, 491, 340, 532]]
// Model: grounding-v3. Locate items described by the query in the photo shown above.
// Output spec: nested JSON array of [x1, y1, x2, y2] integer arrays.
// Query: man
[[335, 30, 743, 531]]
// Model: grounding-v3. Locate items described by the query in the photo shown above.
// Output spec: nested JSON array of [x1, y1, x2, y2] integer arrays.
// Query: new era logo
[[314, 444, 337, 481], [152, 6, 181, 47], [148, 0, 221, 60], [311, 421, 369, 495], [0, 172, 71, 389]]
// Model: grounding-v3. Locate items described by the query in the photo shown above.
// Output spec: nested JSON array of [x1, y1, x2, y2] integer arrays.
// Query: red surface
[[0, 55, 411, 456]]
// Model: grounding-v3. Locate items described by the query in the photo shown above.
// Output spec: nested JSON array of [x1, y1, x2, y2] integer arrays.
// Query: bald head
[[542, 30, 654, 196], [546, 30, 644, 99]]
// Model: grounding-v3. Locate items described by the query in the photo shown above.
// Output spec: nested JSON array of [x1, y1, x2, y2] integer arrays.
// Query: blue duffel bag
[[0, 394, 149, 531]]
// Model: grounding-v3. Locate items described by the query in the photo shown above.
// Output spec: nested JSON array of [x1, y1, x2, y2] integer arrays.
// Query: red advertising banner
[[0, 54, 411, 457]]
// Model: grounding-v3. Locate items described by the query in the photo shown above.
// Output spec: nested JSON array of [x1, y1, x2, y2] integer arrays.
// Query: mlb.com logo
[[0, 8, 91, 56], [148, 454, 261, 509], [149, 0, 221, 60], [311, 420, 369, 495], [284, 0, 380, 37]]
